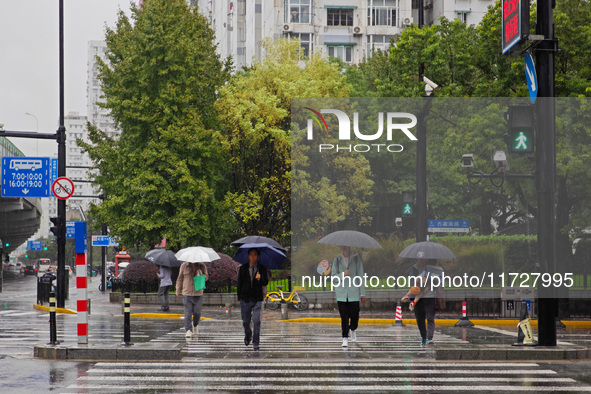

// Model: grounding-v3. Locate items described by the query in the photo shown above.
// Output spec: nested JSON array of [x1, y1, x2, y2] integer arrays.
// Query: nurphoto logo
[[304, 107, 418, 153]]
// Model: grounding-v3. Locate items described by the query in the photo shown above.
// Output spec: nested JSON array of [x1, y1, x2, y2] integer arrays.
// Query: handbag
[[436, 286, 446, 310], [193, 275, 206, 291]]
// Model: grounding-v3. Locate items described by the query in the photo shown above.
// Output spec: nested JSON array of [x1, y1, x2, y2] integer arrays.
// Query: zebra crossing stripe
[[0, 311, 39, 316], [66, 383, 591, 392], [79, 375, 577, 383], [83, 367, 557, 375], [93, 362, 541, 368]]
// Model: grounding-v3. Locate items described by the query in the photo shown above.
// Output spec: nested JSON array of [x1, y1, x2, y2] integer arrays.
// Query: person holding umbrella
[[401, 258, 442, 346], [145, 249, 182, 312], [157, 264, 172, 311], [331, 245, 366, 347], [237, 248, 269, 351], [399, 241, 454, 346], [176, 261, 209, 338]]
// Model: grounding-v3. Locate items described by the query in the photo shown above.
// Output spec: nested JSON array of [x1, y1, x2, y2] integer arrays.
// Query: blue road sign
[[66, 221, 76, 239], [92, 235, 119, 247], [428, 219, 470, 233], [50, 158, 58, 194], [75, 221, 88, 253], [1, 157, 51, 197], [27, 240, 43, 251], [524, 52, 537, 104]]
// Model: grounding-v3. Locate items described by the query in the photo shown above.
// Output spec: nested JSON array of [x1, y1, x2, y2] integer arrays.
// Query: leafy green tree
[[351, 2, 591, 246], [80, 0, 233, 250], [216, 39, 372, 245]]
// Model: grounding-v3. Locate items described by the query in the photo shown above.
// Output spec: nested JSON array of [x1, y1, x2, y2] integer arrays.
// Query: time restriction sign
[[52, 177, 75, 200]]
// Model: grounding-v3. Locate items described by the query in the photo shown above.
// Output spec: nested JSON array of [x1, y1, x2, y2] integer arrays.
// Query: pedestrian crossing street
[[63, 320, 591, 392]]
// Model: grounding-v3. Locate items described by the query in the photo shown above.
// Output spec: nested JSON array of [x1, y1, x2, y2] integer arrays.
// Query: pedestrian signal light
[[50, 217, 60, 237], [505, 104, 534, 154], [402, 191, 414, 217], [402, 203, 414, 216]]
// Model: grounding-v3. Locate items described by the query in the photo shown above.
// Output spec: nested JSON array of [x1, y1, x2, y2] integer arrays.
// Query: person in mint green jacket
[[331, 246, 366, 347]]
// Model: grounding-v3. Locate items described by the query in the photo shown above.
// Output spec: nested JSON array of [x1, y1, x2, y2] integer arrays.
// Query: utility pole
[[535, 0, 557, 347], [416, 0, 428, 242], [0, 1, 67, 307]]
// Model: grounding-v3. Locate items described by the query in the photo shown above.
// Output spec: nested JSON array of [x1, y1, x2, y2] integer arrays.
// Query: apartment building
[[193, 0, 493, 68]]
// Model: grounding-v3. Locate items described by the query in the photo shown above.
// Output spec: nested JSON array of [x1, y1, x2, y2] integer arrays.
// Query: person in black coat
[[237, 248, 269, 350]]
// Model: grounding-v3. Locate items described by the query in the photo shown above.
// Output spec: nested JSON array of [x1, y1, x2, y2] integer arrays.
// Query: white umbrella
[[317, 230, 382, 249], [175, 246, 221, 263], [399, 241, 455, 259]]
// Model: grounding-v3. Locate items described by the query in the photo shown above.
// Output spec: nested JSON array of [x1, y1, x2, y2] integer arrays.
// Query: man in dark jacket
[[237, 248, 269, 350]]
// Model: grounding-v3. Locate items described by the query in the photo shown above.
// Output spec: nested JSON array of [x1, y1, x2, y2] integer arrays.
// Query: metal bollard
[[122, 292, 133, 346], [281, 301, 288, 320], [48, 292, 59, 345]]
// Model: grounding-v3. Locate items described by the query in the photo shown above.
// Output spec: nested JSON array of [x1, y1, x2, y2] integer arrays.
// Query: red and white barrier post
[[74, 222, 88, 344], [393, 300, 404, 326], [454, 300, 474, 327]]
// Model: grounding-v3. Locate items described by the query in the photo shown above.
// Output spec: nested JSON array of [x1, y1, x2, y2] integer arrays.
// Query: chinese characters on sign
[[428, 219, 470, 233], [502, 0, 529, 55]]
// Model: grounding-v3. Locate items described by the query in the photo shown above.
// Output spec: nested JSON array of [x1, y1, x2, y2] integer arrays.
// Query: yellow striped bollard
[[122, 292, 133, 346]]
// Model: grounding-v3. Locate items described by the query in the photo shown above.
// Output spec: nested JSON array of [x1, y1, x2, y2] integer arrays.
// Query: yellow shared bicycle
[[265, 285, 309, 311]]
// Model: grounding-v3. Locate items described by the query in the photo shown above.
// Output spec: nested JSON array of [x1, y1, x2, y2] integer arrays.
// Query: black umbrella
[[145, 249, 182, 267], [399, 241, 455, 259], [233, 243, 287, 269], [232, 235, 286, 252]]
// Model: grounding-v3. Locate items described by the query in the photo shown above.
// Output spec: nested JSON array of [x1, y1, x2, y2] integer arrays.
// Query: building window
[[285, 0, 311, 24], [287, 32, 314, 58], [368, 0, 397, 26], [327, 9, 353, 27], [456, 11, 470, 24], [327, 45, 353, 63], [366, 35, 393, 56]]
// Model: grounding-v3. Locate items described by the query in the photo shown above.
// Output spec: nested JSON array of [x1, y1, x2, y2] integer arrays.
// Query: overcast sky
[[0, 0, 135, 157]]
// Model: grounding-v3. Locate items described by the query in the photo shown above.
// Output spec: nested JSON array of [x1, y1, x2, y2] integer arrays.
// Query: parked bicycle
[[98, 273, 114, 291], [265, 285, 309, 311]]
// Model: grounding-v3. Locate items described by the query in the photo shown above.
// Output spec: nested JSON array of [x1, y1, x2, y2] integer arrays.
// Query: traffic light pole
[[416, 0, 428, 242], [56, 0, 67, 308], [535, 0, 558, 346]]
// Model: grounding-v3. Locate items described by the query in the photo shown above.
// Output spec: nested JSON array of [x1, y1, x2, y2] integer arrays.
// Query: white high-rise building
[[425, 0, 494, 26], [65, 111, 100, 215], [192, 0, 493, 68], [194, 0, 413, 68], [87, 41, 119, 139]]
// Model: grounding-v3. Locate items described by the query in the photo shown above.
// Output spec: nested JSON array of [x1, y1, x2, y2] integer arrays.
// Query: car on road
[[23, 265, 38, 276]]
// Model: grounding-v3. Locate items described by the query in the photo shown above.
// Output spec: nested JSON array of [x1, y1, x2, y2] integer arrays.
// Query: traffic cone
[[393, 301, 404, 326], [513, 300, 538, 346], [454, 300, 474, 327]]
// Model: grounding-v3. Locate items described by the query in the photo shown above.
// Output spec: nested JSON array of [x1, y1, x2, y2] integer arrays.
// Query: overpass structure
[[1, 137, 42, 257]]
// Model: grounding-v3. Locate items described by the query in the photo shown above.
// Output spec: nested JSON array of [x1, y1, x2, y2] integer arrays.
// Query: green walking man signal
[[403, 203, 413, 215], [401, 190, 415, 217], [505, 104, 534, 154]]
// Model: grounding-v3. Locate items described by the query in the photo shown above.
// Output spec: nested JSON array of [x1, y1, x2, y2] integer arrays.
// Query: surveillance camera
[[460, 154, 474, 169], [423, 76, 438, 90], [493, 150, 510, 172]]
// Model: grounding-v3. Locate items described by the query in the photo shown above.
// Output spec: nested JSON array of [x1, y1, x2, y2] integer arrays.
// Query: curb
[[33, 304, 76, 314], [435, 346, 591, 361], [285, 317, 591, 328], [34, 342, 185, 361]]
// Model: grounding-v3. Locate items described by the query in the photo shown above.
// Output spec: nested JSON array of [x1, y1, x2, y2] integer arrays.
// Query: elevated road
[[0, 196, 41, 254]]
